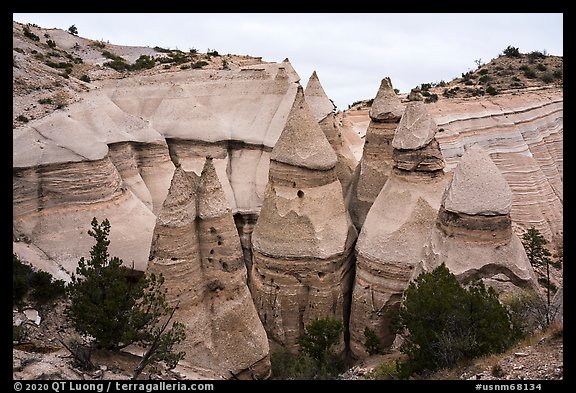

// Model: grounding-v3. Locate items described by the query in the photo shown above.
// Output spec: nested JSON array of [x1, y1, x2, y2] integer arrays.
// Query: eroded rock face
[[430, 89, 563, 253], [13, 62, 300, 275], [305, 71, 358, 195], [349, 102, 449, 357], [147, 159, 270, 380], [346, 77, 405, 230], [415, 145, 538, 295], [251, 86, 357, 351]]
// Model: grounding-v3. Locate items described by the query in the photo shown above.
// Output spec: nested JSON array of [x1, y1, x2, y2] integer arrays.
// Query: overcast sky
[[13, 13, 563, 110]]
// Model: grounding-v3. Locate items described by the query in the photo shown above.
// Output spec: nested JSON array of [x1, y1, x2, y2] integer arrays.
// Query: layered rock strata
[[415, 145, 538, 294], [305, 71, 358, 195], [346, 77, 405, 230], [147, 159, 270, 379], [430, 89, 563, 252], [349, 101, 449, 356], [250, 86, 357, 351], [13, 62, 301, 274]]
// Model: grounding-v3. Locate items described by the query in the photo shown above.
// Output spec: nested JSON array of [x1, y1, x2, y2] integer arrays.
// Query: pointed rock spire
[[442, 145, 512, 215], [393, 101, 438, 150], [368, 77, 404, 122], [197, 157, 231, 219], [304, 71, 335, 122], [271, 85, 337, 170], [157, 165, 198, 225]]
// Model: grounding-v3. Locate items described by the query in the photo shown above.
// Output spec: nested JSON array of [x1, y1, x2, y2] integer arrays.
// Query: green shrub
[[13, 254, 66, 307], [536, 63, 547, 71], [519, 64, 530, 71], [207, 49, 220, 57], [298, 317, 343, 368], [478, 69, 489, 75], [502, 290, 548, 339], [191, 61, 208, 69], [131, 55, 155, 70], [16, 115, 29, 123], [553, 69, 563, 79], [68, 25, 78, 35], [153, 46, 171, 53], [540, 73, 554, 83], [486, 86, 498, 96], [364, 361, 400, 380], [23, 26, 40, 41], [38, 98, 53, 105], [13, 325, 28, 343], [270, 349, 317, 380], [79, 74, 91, 83], [104, 59, 130, 72], [503, 45, 520, 57], [523, 68, 537, 79], [46, 39, 57, 49], [29, 271, 66, 306], [465, 80, 474, 86], [479, 75, 490, 84], [364, 327, 383, 355], [392, 264, 514, 377], [13, 254, 34, 305], [424, 93, 438, 103]]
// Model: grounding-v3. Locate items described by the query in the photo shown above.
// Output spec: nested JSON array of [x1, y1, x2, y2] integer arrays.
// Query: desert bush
[[23, 26, 40, 41], [391, 264, 514, 377], [38, 98, 53, 105], [503, 45, 520, 57], [79, 74, 91, 83], [486, 86, 498, 96], [528, 50, 546, 63], [46, 39, 57, 49], [270, 349, 317, 380], [13, 254, 66, 308], [502, 290, 548, 339], [16, 115, 29, 123], [153, 46, 171, 53], [104, 59, 130, 72], [523, 68, 537, 79], [53, 91, 70, 109], [365, 361, 400, 380], [540, 73, 554, 84], [536, 63, 547, 71], [207, 49, 220, 57], [424, 93, 438, 103], [553, 69, 563, 79], [364, 327, 383, 355], [479, 75, 490, 84], [478, 69, 489, 75], [68, 25, 78, 35], [13, 325, 28, 343], [191, 61, 208, 69], [131, 55, 155, 70]]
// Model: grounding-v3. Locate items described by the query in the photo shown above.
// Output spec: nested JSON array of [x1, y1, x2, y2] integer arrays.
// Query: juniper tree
[[66, 218, 185, 374]]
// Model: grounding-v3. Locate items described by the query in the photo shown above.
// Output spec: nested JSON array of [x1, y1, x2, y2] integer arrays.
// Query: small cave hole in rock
[[210, 227, 217, 234], [297, 190, 304, 198], [222, 262, 229, 271], [209, 249, 215, 255], [317, 271, 325, 278], [171, 257, 177, 261], [217, 240, 223, 246]]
